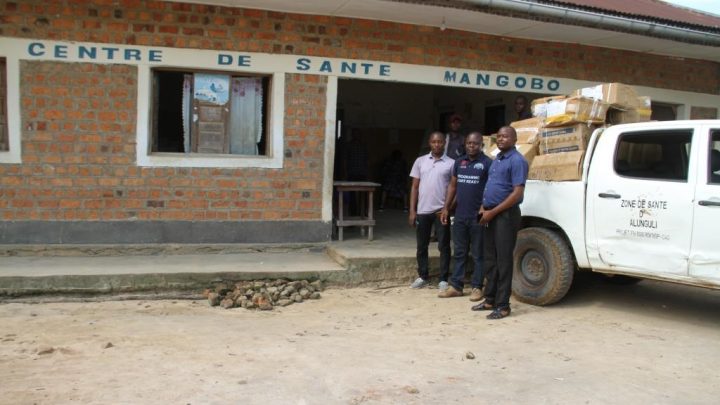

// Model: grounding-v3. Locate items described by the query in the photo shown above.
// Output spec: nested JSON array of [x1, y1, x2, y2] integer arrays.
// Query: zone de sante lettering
[[620, 199, 668, 210]]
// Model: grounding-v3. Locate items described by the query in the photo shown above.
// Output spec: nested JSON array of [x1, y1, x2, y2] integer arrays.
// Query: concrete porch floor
[[0, 209, 436, 297]]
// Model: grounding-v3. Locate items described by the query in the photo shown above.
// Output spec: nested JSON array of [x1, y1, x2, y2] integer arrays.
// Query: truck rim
[[520, 250, 549, 287]]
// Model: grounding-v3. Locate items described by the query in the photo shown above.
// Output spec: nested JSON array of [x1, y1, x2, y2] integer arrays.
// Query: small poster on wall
[[194, 73, 229, 105]]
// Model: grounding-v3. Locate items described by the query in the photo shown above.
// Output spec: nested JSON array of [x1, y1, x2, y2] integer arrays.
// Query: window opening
[[614, 130, 692, 181], [152, 69, 268, 156], [0, 58, 7, 151], [709, 130, 720, 185]]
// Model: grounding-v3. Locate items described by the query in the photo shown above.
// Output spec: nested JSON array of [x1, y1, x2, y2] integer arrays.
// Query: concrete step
[[0, 250, 346, 297], [0, 240, 444, 297]]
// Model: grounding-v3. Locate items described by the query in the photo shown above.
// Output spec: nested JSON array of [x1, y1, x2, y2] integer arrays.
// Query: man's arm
[[408, 177, 420, 227], [440, 176, 457, 225], [479, 185, 524, 225]]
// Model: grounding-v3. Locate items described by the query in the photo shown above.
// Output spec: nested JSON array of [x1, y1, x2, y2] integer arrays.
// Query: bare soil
[[1, 273, 719, 404]]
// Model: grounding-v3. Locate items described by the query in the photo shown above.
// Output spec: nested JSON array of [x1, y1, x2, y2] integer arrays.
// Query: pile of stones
[[205, 279, 323, 310]]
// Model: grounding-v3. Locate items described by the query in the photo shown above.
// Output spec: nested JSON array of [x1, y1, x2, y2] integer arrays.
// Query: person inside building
[[342, 131, 370, 216], [379, 149, 409, 212], [514, 95, 532, 120], [438, 132, 493, 300], [445, 114, 466, 160], [472, 126, 528, 319], [408, 132, 454, 290]]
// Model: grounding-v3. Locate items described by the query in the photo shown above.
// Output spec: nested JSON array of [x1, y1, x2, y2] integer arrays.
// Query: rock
[[404, 386, 420, 394], [37, 346, 54, 355], [220, 297, 235, 309], [283, 285, 296, 295], [271, 291, 280, 302], [465, 351, 475, 360], [253, 281, 265, 289], [280, 289, 291, 298], [103, 342, 114, 349], [292, 293, 303, 303], [245, 301, 256, 310], [310, 280, 324, 292], [267, 286, 278, 294], [258, 298, 273, 311], [299, 288, 311, 299], [245, 289, 254, 297], [277, 299, 293, 307], [208, 292, 221, 307], [310, 292, 321, 299]]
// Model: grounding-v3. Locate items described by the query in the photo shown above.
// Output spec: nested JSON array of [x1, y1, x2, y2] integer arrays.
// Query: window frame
[[0, 55, 21, 164], [137, 65, 284, 168], [612, 129, 693, 182]]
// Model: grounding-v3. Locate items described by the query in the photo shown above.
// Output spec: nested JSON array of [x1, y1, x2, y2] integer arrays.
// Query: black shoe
[[487, 307, 511, 319]]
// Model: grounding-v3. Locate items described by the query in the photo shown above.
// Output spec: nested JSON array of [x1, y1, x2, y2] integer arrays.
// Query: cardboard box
[[529, 150, 585, 181], [483, 142, 537, 165], [543, 96, 609, 127], [531, 95, 567, 118], [538, 124, 596, 155], [483, 137, 498, 158], [517, 143, 537, 165], [572, 83, 639, 109], [607, 107, 652, 125], [510, 117, 544, 144]]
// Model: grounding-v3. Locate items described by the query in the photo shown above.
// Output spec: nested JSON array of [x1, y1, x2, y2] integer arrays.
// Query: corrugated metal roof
[[544, 0, 720, 29]]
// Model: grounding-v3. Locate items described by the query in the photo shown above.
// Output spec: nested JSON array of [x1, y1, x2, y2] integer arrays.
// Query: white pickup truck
[[515, 120, 720, 305]]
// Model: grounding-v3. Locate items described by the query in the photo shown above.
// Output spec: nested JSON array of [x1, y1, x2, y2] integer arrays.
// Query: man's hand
[[479, 206, 495, 225], [408, 211, 417, 227], [440, 208, 449, 225]]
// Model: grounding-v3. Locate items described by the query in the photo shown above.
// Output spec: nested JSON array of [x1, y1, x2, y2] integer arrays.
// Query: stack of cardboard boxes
[[507, 82, 651, 181]]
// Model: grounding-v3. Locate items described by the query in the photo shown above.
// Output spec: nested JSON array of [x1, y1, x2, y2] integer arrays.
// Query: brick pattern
[[0, 62, 325, 221], [690, 106, 718, 120], [1, 0, 717, 94], [0, 0, 718, 224]]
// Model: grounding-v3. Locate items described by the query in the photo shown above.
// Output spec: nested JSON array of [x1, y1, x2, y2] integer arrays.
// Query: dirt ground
[[1, 273, 719, 404]]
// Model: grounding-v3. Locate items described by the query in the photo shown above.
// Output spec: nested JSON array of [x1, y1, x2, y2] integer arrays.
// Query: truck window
[[710, 130, 720, 185], [614, 130, 692, 181]]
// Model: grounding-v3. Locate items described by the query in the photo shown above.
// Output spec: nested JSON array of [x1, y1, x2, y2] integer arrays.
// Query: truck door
[[588, 127, 695, 275], [689, 128, 720, 282]]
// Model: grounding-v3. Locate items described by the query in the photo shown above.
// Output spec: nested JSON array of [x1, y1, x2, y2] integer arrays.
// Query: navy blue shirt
[[483, 147, 529, 208], [453, 153, 493, 219]]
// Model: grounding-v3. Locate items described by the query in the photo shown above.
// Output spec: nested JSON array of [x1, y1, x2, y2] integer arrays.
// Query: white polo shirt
[[410, 153, 454, 214]]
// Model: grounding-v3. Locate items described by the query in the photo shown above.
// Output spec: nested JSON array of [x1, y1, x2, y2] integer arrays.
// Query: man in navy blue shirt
[[439, 132, 492, 300], [473, 126, 528, 319]]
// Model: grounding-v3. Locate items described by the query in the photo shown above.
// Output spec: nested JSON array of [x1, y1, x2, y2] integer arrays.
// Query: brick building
[[1, 0, 719, 244]]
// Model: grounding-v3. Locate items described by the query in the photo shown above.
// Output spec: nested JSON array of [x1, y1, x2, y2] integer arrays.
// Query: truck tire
[[512, 227, 574, 305]]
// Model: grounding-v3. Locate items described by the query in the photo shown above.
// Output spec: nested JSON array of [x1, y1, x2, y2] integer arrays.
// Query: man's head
[[428, 131, 446, 157], [496, 126, 517, 152], [465, 132, 483, 159], [449, 114, 462, 132], [514, 95, 529, 115]]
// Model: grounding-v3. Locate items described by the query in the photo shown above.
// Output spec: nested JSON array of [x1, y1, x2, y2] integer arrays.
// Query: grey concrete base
[[0, 220, 332, 244], [0, 242, 449, 297]]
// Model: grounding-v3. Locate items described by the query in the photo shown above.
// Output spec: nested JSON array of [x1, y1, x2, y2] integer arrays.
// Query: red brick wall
[[1, 0, 719, 229], [1, 62, 325, 222], [2, 0, 718, 93]]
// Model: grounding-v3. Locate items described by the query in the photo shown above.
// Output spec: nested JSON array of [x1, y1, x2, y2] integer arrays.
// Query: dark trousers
[[482, 205, 521, 309], [416, 212, 450, 281], [449, 217, 484, 290]]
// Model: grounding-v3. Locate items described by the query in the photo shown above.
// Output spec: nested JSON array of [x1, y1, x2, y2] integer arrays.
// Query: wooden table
[[334, 181, 381, 241]]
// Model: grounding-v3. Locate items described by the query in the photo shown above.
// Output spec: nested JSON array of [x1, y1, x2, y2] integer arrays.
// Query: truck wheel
[[512, 227, 574, 305]]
